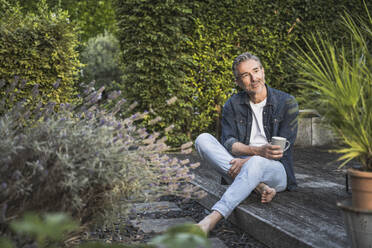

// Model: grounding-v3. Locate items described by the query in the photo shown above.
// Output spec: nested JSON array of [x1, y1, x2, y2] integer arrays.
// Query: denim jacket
[[220, 85, 299, 190]]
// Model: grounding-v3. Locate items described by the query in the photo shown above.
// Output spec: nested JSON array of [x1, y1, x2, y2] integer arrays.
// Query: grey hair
[[232, 52, 262, 79]]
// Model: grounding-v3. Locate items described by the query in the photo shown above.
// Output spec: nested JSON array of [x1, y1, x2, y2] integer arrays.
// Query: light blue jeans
[[195, 133, 287, 218]]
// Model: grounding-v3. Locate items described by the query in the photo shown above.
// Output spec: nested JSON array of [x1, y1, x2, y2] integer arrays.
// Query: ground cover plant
[[0, 78, 204, 246]]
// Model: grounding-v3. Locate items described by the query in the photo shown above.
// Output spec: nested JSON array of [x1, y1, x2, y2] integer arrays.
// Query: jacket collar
[[265, 84, 277, 107]]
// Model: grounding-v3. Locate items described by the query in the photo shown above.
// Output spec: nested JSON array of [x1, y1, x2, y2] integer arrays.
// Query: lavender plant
[[0, 79, 204, 236]]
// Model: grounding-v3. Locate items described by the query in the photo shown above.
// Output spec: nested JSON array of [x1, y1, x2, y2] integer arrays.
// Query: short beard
[[246, 90, 256, 98]]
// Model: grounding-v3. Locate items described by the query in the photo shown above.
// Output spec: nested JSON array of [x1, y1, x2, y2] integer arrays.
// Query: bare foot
[[261, 185, 276, 203], [196, 218, 212, 235], [196, 211, 223, 235], [255, 183, 276, 203]]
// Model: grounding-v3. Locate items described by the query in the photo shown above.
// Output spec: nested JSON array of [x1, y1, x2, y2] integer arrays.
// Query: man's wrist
[[245, 145, 260, 156], [232, 142, 263, 157], [252, 146, 261, 156]]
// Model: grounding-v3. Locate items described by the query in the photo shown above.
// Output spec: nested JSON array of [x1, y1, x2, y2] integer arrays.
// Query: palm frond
[[292, 7, 372, 170]]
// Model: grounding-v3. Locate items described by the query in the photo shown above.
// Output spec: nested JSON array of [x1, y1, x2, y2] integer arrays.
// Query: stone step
[[189, 146, 353, 248]]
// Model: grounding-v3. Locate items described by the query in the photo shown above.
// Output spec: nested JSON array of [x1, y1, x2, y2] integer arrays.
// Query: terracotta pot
[[337, 199, 372, 248], [348, 168, 372, 210]]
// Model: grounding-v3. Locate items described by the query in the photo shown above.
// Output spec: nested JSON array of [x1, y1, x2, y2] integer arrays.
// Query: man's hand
[[258, 144, 283, 160], [229, 157, 250, 179]]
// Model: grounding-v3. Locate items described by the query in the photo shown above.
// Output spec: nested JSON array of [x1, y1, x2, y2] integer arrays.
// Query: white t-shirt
[[249, 98, 268, 147]]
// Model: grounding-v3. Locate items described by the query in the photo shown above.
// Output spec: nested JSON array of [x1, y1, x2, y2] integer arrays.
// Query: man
[[195, 52, 298, 234]]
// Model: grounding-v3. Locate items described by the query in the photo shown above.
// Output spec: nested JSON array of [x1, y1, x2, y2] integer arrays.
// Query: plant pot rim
[[337, 199, 372, 213], [347, 168, 372, 177]]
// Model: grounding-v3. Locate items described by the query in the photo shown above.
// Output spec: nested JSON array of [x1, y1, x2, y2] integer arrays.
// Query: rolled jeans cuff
[[224, 137, 238, 153], [211, 203, 231, 219]]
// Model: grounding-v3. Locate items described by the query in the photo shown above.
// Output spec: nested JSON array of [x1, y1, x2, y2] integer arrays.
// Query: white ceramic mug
[[271, 136, 290, 152]]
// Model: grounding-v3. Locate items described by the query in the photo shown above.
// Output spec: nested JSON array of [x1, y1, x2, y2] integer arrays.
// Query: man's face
[[235, 59, 266, 96]]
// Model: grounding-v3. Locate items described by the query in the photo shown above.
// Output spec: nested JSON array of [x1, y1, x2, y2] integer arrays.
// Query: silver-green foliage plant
[[293, 4, 372, 170], [80, 31, 123, 91], [0, 79, 204, 235]]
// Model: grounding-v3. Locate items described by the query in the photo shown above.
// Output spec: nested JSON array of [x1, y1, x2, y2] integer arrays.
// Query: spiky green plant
[[293, 4, 372, 170]]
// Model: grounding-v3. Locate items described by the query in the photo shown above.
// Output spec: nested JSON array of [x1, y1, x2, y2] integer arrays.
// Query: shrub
[[0, 79, 203, 240], [0, 1, 82, 111], [80, 31, 123, 92]]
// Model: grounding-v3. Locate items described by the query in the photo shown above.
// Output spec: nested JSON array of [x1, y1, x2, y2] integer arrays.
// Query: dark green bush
[[0, 79, 203, 240], [80, 31, 123, 92], [0, 1, 82, 109]]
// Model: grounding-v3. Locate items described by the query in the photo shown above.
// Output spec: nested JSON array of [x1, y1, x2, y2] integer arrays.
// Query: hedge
[[114, 0, 371, 145], [4, 0, 117, 42], [0, 1, 82, 110], [114, 0, 195, 145]]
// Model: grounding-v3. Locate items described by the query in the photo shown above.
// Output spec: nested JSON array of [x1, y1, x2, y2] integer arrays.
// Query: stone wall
[[295, 109, 336, 147]]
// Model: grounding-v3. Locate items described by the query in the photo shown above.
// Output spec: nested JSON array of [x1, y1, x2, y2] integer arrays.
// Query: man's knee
[[248, 155, 268, 165], [242, 156, 267, 175], [195, 133, 215, 149]]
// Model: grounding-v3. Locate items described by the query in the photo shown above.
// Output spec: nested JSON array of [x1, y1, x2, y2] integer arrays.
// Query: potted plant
[[293, 4, 372, 247]]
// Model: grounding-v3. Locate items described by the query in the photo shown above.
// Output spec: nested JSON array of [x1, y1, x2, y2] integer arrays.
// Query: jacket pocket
[[270, 116, 282, 137], [236, 118, 247, 142]]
